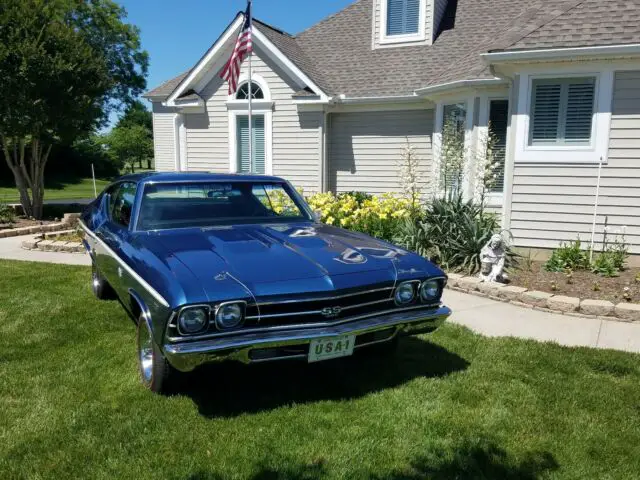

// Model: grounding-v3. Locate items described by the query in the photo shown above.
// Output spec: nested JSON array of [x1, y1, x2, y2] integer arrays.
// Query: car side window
[[110, 182, 137, 228]]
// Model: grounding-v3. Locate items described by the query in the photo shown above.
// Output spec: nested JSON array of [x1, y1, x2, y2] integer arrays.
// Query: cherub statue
[[479, 234, 508, 283]]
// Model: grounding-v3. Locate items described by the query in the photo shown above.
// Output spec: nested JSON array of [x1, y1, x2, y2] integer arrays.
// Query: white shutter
[[237, 115, 265, 174], [530, 77, 595, 146], [564, 80, 595, 144], [387, 0, 420, 36], [530, 82, 562, 145]]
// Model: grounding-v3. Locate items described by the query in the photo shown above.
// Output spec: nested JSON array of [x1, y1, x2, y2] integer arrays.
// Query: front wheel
[[136, 316, 176, 394]]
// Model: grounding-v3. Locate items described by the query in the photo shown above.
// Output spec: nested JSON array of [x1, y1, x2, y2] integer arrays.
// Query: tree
[[0, 0, 148, 218], [103, 100, 154, 171]]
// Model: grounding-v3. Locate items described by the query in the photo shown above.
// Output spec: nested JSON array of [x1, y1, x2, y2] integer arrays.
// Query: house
[[144, 0, 640, 255]]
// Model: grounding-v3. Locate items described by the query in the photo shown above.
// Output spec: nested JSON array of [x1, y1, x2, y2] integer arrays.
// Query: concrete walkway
[[0, 233, 90, 266], [1, 233, 639, 354]]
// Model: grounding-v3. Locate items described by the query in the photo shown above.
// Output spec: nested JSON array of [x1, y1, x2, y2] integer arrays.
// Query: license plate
[[308, 335, 355, 363]]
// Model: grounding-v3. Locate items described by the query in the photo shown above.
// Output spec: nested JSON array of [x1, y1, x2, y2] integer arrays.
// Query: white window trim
[[433, 95, 475, 199], [514, 67, 614, 163], [226, 72, 273, 175], [478, 95, 510, 208], [172, 113, 186, 172], [379, 0, 427, 45], [227, 109, 273, 175]]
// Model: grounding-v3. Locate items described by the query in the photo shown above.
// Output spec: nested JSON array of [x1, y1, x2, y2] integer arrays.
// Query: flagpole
[[247, 0, 253, 173]]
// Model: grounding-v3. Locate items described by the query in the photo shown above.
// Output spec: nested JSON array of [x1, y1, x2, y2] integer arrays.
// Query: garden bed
[[0, 217, 56, 231], [510, 261, 640, 304]]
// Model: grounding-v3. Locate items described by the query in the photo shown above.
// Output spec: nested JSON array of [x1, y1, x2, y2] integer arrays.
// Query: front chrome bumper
[[163, 305, 452, 372]]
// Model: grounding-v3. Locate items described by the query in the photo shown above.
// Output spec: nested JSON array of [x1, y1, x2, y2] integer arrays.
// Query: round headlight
[[178, 308, 208, 334], [420, 280, 441, 303], [394, 282, 416, 305], [215, 302, 244, 330]]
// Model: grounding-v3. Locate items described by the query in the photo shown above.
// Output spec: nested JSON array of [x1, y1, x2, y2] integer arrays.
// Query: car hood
[[140, 223, 443, 304]]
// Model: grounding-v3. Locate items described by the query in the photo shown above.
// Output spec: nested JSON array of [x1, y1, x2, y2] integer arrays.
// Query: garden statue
[[479, 234, 508, 283]]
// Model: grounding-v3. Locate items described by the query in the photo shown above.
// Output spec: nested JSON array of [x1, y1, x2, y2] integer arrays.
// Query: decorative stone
[[614, 303, 640, 322], [21, 238, 39, 250], [446, 273, 463, 288], [50, 241, 67, 252], [477, 281, 506, 296], [520, 290, 554, 308], [547, 295, 580, 313], [580, 299, 614, 317], [38, 240, 55, 251], [497, 285, 528, 301], [66, 242, 83, 253], [458, 276, 482, 291]]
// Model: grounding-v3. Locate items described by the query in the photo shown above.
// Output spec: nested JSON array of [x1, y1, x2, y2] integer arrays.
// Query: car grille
[[244, 285, 396, 328]]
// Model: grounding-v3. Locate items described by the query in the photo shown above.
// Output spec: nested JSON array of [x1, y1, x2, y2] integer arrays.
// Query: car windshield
[[137, 181, 311, 231]]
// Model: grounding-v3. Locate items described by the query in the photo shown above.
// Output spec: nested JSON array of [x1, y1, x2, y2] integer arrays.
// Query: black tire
[[136, 316, 176, 394], [91, 262, 116, 300]]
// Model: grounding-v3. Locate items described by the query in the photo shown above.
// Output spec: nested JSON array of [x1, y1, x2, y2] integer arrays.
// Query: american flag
[[220, 2, 253, 95]]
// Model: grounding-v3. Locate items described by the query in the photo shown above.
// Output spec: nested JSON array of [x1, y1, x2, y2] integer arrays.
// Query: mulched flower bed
[[510, 261, 640, 304]]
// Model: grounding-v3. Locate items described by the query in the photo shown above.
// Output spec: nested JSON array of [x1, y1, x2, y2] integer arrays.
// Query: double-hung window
[[529, 77, 596, 147], [386, 0, 421, 36]]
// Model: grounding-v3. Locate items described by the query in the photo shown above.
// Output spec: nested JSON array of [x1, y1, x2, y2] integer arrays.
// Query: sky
[[119, 0, 353, 108]]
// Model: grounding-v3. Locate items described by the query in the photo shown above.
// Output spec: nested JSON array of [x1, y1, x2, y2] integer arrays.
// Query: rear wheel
[[91, 262, 116, 300], [136, 316, 176, 394]]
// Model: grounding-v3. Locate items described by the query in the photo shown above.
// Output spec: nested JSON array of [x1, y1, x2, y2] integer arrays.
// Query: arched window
[[236, 82, 264, 100]]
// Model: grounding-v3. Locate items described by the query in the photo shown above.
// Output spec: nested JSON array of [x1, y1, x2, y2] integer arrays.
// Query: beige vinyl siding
[[184, 49, 321, 192], [372, 0, 434, 49], [151, 103, 176, 172], [328, 109, 433, 195], [510, 70, 640, 253]]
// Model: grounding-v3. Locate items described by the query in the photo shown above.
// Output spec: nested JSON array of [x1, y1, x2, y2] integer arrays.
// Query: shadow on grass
[[176, 337, 469, 419], [183, 438, 558, 479]]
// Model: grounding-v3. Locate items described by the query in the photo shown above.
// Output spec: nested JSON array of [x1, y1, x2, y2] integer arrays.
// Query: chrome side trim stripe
[[78, 220, 171, 308]]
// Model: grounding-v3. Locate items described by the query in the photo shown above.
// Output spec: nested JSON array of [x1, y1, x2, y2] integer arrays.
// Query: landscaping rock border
[[446, 273, 640, 323], [0, 213, 79, 239]]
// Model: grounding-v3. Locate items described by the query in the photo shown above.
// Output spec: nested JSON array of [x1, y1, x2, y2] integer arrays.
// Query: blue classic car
[[80, 173, 451, 393]]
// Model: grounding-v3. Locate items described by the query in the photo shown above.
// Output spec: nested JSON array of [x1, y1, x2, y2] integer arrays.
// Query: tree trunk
[[0, 134, 50, 220], [146, 157, 152, 170]]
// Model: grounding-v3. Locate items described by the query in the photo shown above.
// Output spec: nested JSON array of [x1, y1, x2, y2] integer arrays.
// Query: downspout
[[322, 110, 331, 193]]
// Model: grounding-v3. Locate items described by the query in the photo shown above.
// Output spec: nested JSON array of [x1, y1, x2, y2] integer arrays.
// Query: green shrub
[[544, 239, 590, 272], [0, 203, 16, 224], [397, 194, 514, 274], [591, 252, 620, 278]]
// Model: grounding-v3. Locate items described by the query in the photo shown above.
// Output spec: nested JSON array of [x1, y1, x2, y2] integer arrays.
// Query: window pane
[[387, 0, 420, 36], [530, 82, 561, 145], [236, 82, 264, 100], [441, 103, 466, 195], [111, 182, 136, 227], [237, 115, 265, 174], [138, 182, 308, 230], [488, 100, 509, 193], [565, 80, 595, 144]]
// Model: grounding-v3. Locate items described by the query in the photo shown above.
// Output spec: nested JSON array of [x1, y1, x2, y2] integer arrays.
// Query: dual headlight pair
[[394, 279, 442, 306], [177, 302, 245, 335]]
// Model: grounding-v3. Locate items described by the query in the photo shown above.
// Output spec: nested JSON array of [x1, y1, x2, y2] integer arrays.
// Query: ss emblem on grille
[[321, 306, 342, 319]]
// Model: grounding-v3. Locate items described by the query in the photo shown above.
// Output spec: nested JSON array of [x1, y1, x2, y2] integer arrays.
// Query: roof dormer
[[372, 0, 448, 49]]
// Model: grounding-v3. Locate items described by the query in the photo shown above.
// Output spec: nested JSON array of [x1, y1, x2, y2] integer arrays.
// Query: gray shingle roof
[[145, 0, 640, 100], [501, 0, 640, 51], [143, 71, 189, 98]]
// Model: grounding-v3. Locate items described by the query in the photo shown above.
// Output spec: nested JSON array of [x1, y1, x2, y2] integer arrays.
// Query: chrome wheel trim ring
[[138, 321, 154, 384]]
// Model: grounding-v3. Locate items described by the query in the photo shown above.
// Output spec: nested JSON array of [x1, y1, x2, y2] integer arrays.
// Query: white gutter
[[335, 93, 422, 105], [481, 43, 640, 63], [415, 78, 506, 96]]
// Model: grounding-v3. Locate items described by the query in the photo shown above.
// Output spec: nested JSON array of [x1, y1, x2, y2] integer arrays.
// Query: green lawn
[[0, 178, 110, 203], [1, 260, 639, 479]]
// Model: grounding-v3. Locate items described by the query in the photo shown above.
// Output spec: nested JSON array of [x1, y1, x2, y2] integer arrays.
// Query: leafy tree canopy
[[0, 0, 148, 217]]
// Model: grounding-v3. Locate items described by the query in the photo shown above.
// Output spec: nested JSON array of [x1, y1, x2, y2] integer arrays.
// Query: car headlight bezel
[[177, 306, 210, 335], [214, 301, 246, 330], [420, 279, 442, 304], [394, 281, 417, 306]]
